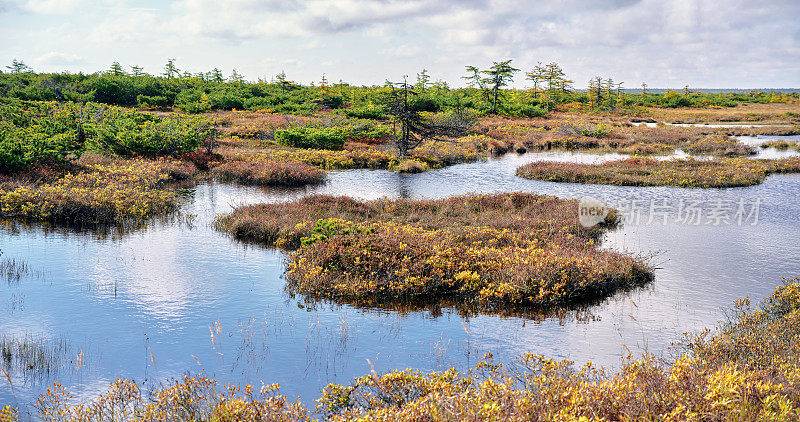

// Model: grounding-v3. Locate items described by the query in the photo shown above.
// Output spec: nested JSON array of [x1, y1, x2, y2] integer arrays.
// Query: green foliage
[[208, 91, 244, 110], [0, 99, 85, 172], [579, 123, 610, 137], [502, 103, 547, 118], [409, 95, 441, 112], [299, 218, 370, 247], [0, 99, 212, 172], [343, 104, 386, 120], [136, 94, 169, 109], [86, 110, 212, 157], [174, 89, 212, 113], [274, 125, 346, 150], [0, 61, 796, 120]]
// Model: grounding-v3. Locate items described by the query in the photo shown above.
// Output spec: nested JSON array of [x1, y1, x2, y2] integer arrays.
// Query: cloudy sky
[[1, 0, 799, 88]]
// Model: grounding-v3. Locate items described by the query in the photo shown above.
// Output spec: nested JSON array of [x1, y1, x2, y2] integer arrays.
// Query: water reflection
[[2, 151, 800, 413]]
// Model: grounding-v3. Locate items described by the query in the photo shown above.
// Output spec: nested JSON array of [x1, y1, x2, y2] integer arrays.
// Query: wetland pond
[[2, 149, 800, 414]]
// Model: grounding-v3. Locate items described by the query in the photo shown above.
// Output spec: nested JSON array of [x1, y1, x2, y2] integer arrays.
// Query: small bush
[[87, 110, 212, 157], [503, 104, 548, 118], [208, 91, 245, 110], [0, 159, 194, 225], [343, 105, 386, 120], [212, 159, 325, 186], [174, 90, 212, 114], [517, 157, 800, 188], [135, 95, 170, 110], [216, 193, 650, 308], [274, 125, 346, 150]]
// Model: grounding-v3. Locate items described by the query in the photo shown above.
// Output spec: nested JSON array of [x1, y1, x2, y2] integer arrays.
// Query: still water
[[2, 150, 800, 415]]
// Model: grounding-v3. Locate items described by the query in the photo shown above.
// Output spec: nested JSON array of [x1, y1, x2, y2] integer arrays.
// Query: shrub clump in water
[[216, 193, 652, 308]]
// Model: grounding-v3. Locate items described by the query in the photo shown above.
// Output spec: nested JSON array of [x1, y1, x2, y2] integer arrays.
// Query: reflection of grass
[[517, 156, 800, 188], [30, 278, 800, 421], [0, 334, 71, 375], [216, 193, 651, 308], [0, 253, 41, 284]]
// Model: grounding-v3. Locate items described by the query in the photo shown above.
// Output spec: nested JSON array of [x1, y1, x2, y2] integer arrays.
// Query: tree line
[[2, 58, 796, 118]]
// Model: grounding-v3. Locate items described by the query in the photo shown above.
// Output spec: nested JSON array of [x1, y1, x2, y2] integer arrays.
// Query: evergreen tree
[[163, 59, 179, 79]]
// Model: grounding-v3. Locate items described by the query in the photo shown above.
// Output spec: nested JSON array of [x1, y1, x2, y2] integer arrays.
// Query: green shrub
[[503, 103, 548, 118], [316, 94, 344, 109], [87, 110, 212, 157], [269, 103, 300, 114], [344, 105, 386, 120], [0, 100, 214, 172], [0, 100, 85, 172], [243, 96, 272, 111], [274, 125, 346, 150], [136, 95, 170, 109], [580, 124, 610, 137], [298, 102, 319, 115], [208, 91, 245, 110], [410, 96, 440, 112], [175, 90, 212, 113], [342, 121, 392, 143]]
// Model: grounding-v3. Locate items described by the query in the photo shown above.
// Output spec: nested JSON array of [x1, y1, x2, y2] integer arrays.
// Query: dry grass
[[643, 102, 800, 124], [0, 157, 195, 225], [216, 193, 652, 309], [212, 159, 325, 186], [475, 113, 771, 157], [517, 156, 800, 188]]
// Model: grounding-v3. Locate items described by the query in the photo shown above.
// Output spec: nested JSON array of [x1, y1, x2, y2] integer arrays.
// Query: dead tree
[[384, 77, 475, 157]]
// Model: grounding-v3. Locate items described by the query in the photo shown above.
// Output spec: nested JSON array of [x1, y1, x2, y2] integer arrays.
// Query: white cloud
[[2, 0, 799, 87], [22, 0, 84, 14], [34, 50, 85, 65]]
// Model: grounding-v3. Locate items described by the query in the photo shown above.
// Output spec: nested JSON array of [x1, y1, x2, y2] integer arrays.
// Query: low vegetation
[[16, 278, 800, 421], [0, 158, 195, 225], [760, 139, 800, 151], [0, 99, 212, 172], [215, 193, 652, 309], [211, 159, 325, 187], [517, 156, 800, 188]]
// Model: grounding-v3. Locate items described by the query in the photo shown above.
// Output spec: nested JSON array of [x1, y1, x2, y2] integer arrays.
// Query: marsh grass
[[212, 159, 326, 187], [1, 335, 71, 376], [476, 113, 764, 157], [0, 255, 42, 284], [760, 139, 800, 151], [216, 193, 652, 308], [517, 156, 800, 188], [0, 158, 195, 226], [643, 102, 800, 125]]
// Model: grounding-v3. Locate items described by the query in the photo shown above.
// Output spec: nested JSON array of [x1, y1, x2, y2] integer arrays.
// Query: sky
[[1, 0, 799, 89]]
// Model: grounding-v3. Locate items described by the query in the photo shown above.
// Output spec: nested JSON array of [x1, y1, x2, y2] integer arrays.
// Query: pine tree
[[464, 60, 519, 114], [416, 69, 430, 92], [6, 59, 32, 73], [163, 59, 179, 79], [211, 68, 225, 83], [108, 61, 125, 76], [130, 65, 145, 76]]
